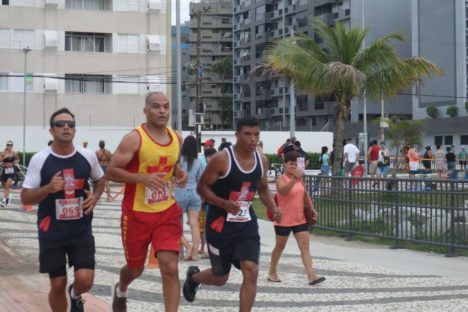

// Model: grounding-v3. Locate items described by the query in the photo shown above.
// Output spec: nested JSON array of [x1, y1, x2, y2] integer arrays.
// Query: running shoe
[[68, 284, 84, 312], [112, 282, 127, 312], [183, 266, 201, 302], [0, 198, 6, 208]]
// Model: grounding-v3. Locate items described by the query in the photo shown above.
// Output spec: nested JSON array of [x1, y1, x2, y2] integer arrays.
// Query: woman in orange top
[[267, 151, 324, 286]]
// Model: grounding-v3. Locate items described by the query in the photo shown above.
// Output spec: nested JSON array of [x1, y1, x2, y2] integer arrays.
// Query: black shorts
[[274, 223, 309, 236], [206, 231, 260, 277], [39, 235, 95, 278], [1, 167, 17, 183]]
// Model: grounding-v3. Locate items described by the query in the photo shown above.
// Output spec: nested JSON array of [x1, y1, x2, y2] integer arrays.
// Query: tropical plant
[[426, 105, 438, 118], [446, 105, 458, 117], [385, 118, 424, 178], [261, 18, 443, 176], [209, 56, 233, 129]]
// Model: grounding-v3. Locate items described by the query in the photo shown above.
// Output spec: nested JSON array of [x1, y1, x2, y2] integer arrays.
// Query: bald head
[[145, 91, 168, 107]]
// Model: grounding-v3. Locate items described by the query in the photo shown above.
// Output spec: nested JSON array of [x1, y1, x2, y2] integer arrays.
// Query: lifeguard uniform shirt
[[122, 125, 180, 214]]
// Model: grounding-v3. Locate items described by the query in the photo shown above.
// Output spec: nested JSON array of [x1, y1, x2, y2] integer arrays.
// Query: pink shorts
[[121, 203, 183, 269]]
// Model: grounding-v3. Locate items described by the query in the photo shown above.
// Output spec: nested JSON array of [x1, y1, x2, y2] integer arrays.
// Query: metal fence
[[304, 174, 468, 254]]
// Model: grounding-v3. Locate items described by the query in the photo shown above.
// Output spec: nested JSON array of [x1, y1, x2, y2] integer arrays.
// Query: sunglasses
[[53, 120, 76, 128], [6, 144, 13, 147]]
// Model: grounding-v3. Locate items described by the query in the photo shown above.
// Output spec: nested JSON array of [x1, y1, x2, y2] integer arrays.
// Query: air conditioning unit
[[44, 0, 58, 7], [148, 0, 161, 11], [43, 31, 58, 48], [147, 35, 161, 53], [43, 77, 58, 92]]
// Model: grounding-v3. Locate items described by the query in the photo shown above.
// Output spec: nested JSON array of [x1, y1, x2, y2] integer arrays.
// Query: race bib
[[145, 182, 171, 205], [226, 201, 252, 222], [55, 197, 83, 221], [4, 167, 14, 174]]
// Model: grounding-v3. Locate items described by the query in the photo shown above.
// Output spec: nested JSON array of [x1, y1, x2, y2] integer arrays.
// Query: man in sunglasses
[[106, 92, 187, 312], [21, 107, 106, 312]]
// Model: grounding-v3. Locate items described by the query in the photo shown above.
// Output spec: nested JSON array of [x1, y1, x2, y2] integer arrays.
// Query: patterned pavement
[[1, 188, 468, 311]]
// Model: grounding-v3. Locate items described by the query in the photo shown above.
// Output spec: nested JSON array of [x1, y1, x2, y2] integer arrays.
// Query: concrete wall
[[0, 127, 333, 154]]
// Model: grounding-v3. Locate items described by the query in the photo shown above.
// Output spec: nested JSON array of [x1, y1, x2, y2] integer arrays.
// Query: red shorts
[[121, 203, 183, 269]]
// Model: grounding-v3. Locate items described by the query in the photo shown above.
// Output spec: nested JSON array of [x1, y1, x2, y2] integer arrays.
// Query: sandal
[[309, 277, 325, 286], [267, 275, 282, 283]]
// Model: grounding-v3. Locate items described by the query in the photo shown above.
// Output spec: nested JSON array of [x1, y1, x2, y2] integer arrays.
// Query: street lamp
[[22, 47, 31, 167]]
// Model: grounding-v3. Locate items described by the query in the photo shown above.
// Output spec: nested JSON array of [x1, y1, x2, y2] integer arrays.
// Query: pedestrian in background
[[268, 151, 324, 286], [174, 135, 203, 261], [446, 146, 457, 179], [459, 146, 467, 171], [434, 144, 447, 179], [0, 140, 19, 207]]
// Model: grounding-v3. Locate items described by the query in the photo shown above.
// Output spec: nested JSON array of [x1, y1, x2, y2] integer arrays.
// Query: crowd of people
[[8, 92, 324, 312]]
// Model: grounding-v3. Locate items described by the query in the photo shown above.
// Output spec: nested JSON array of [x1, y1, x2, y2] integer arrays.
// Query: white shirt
[[344, 143, 360, 163]]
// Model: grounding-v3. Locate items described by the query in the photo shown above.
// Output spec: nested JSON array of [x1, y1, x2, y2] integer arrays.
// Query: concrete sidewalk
[[1, 188, 468, 311]]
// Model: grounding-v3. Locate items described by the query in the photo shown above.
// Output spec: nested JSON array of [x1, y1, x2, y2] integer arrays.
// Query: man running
[[21, 108, 105, 312], [183, 116, 281, 312], [106, 92, 187, 312]]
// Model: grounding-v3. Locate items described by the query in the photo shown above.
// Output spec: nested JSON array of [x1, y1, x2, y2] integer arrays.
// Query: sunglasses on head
[[53, 120, 76, 128]]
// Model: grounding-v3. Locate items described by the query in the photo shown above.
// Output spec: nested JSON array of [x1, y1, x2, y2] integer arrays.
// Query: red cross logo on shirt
[[147, 156, 174, 174], [62, 168, 85, 199], [229, 182, 255, 201]]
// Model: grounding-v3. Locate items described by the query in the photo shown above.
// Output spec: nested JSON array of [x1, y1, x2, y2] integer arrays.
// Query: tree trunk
[[332, 100, 348, 176]]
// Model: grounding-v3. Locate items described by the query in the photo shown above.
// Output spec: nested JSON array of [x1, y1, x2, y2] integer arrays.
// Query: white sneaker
[[0, 198, 6, 207]]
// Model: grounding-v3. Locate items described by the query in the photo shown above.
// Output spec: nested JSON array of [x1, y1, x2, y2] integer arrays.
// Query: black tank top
[[207, 145, 264, 237]]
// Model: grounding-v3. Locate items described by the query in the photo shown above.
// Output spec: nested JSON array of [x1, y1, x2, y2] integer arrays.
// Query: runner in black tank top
[[182, 116, 281, 311], [206, 145, 262, 238]]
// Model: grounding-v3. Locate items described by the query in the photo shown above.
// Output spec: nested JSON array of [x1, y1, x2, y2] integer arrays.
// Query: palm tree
[[209, 56, 233, 129], [262, 18, 442, 176], [385, 118, 424, 177]]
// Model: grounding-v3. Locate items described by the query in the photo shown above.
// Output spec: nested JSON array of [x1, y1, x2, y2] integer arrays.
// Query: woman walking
[[268, 151, 325, 286], [174, 136, 203, 261], [0, 140, 19, 207]]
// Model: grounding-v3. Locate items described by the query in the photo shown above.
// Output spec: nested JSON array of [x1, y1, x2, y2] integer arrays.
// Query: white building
[[0, 0, 171, 148]]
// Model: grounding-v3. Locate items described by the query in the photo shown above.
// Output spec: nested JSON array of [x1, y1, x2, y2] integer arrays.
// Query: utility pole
[[190, 5, 210, 149], [22, 47, 31, 166], [176, 0, 182, 133]]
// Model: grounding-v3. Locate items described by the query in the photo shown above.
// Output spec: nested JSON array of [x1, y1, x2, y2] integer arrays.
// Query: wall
[[0, 127, 333, 154]]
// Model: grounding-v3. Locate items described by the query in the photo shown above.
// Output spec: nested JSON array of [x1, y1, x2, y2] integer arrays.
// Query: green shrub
[[465, 101, 468, 113], [426, 105, 438, 118], [446, 105, 458, 117], [17, 152, 35, 167]]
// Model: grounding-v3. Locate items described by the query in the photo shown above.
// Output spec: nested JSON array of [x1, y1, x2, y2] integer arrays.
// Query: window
[[65, 32, 110, 52], [315, 101, 324, 110], [434, 136, 443, 146], [65, 74, 110, 94], [65, 0, 105, 10], [12, 29, 35, 49], [444, 136, 453, 145], [2, 0, 8, 5], [461, 135, 468, 145], [0, 29, 10, 48], [0, 74, 7, 90], [117, 34, 139, 53]]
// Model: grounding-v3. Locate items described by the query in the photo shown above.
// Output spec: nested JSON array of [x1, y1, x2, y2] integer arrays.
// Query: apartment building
[[188, 0, 233, 130], [0, 0, 171, 130], [170, 24, 191, 129]]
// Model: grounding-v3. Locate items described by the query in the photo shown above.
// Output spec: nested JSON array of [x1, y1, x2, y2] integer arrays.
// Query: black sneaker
[[68, 284, 84, 312], [112, 282, 127, 312], [183, 266, 201, 302]]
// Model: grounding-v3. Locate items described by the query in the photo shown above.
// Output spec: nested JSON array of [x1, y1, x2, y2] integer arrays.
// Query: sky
[[171, 0, 192, 25]]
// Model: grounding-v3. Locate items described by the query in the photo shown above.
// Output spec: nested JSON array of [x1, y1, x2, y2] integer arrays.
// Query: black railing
[[304, 175, 468, 254]]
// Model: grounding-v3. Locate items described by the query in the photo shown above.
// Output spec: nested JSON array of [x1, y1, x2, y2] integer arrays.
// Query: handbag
[[303, 190, 318, 225]]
